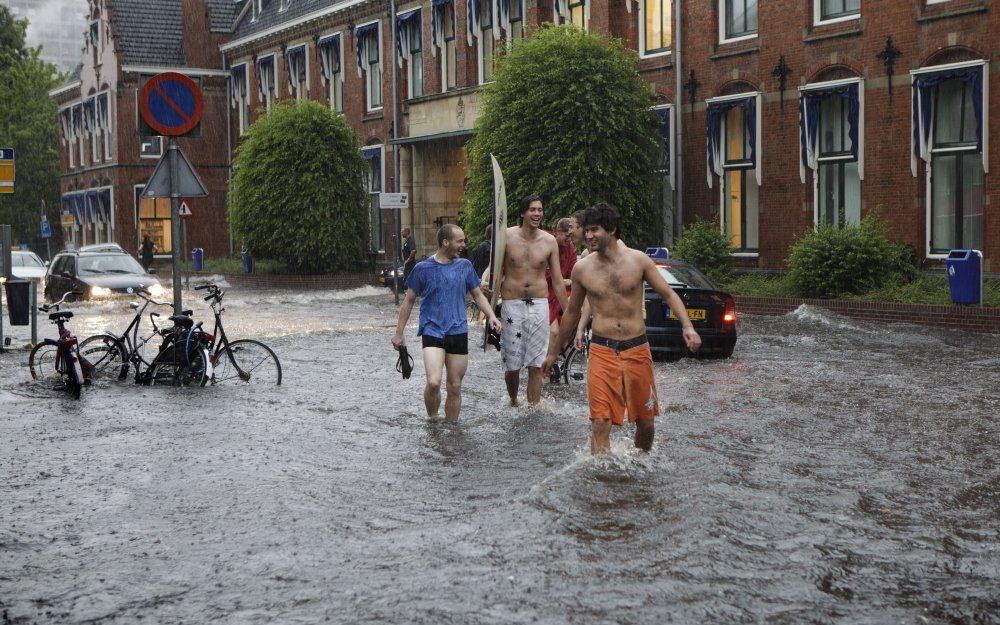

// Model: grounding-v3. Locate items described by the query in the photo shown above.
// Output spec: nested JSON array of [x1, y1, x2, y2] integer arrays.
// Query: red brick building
[[53, 0, 999, 270], [50, 0, 237, 259]]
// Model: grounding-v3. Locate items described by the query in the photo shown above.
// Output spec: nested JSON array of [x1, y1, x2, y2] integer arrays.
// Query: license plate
[[670, 308, 706, 320]]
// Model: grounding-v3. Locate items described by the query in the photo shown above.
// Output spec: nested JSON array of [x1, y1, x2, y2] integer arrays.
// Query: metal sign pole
[[169, 137, 182, 314], [30, 281, 37, 346], [182, 219, 188, 289]]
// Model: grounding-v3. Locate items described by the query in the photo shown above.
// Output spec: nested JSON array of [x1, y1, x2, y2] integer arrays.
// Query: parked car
[[44, 250, 165, 301], [644, 258, 737, 360], [379, 262, 406, 290], [10, 250, 48, 281], [78, 243, 128, 255]]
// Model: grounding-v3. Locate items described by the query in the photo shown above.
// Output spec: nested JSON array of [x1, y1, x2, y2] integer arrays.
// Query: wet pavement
[[1, 283, 998, 624]]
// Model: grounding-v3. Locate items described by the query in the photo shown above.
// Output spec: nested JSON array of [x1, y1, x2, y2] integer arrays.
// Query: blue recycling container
[[241, 248, 254, 274], [945, 249, 983, 305], [192, 247, 204, 272], [645, 247, 670, 260]]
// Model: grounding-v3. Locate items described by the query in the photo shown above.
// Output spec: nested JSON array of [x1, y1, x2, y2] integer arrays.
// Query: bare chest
[[581, 265, 644, 304], [505, 238, 549, 273]]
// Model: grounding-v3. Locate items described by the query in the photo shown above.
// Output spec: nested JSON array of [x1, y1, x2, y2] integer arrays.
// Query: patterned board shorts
[[500, 298, 550, 371]]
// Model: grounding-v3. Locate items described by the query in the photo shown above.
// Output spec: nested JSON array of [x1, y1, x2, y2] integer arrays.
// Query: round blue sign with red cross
[[139, 72, 204, 136]]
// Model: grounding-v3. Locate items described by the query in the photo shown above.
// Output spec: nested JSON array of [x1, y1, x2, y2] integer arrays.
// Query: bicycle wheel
[[213, 339, 282, 385], [28, 342, 59, 381], [563, 346, 588, 384], [79, 334, 128, 381], [148, 346, 209, 387]]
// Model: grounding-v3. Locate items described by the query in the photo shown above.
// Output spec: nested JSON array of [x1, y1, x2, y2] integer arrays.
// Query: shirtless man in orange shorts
[[541, 203, 701, 454]]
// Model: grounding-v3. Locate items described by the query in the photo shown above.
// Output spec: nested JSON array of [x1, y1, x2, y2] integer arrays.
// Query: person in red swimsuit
[[546, 218, 577, 351]]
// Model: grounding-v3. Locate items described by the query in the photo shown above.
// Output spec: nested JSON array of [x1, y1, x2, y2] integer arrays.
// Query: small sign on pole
[[0, 148, 14, 194], [40, 219, 52, 239], [379, 192, 409, 209], [60, 211, 75, 228], [178, 201, 193, 217]]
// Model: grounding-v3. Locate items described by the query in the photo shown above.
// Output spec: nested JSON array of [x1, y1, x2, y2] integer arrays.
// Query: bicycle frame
[[206, 297, 251, 382]]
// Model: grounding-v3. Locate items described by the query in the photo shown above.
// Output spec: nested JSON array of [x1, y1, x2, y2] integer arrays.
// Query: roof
[[205, 0, 244, 31], [107, 0, 186, 66], [232, 0, 347, 41]]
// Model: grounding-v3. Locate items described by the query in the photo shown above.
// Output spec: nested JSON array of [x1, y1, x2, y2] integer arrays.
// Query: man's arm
[[548, 238, 569, 313], [470, 286, 502, 333], [480, 262, 503, 300], [542, 268, 587, 377], [642, 257, 701, 353], [391, 288, 418, 350]]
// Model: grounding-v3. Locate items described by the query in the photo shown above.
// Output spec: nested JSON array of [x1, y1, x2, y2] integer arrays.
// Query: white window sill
[[720, 33, 757, 45], [815, 13, 860, 26], [640, 49, 672, 60], [731, 252, 759, 258]]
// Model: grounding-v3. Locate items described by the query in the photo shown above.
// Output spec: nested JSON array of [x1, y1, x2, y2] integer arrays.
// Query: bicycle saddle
[[169, 315, 194, 328], [49, 311, 73, 321]]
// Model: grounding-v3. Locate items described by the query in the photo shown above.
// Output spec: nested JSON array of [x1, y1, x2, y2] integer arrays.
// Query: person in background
[[401, 227, 417, 281], [139, 235, 156, 271]]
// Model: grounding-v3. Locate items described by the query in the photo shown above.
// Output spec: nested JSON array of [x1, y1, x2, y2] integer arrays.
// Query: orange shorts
[[587, 340, 659, 426]]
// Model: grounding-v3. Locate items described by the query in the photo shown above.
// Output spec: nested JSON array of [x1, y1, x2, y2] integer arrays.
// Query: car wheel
[[653, 351, 683, 363]]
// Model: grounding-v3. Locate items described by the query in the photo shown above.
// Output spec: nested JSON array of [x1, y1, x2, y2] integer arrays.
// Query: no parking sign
[[139, 72, 204, 136]]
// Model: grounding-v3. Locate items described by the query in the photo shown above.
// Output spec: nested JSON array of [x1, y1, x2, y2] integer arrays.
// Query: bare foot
[[509, 397, 519, 407]]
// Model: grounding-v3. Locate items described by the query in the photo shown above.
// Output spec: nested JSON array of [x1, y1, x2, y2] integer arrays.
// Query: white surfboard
[[484, 154, 507, 350]]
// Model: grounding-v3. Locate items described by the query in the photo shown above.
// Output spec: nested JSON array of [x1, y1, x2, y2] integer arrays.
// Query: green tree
[[228, 100, 369, 273], [464, 25, 661, 247], [0, 7, 62, 249]]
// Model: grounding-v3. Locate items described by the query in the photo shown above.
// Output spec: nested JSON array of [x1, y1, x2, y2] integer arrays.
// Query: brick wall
[[736, 295, 1000, 334]]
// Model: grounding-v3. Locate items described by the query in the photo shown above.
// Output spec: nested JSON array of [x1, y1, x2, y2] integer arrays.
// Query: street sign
[[178, 201, 193, 217], [60, 211, 75, 228], [380, 192, 409, 209], [40, 219, 52, 239], [138, 72, 204, 136], [0, 148, 13, 194], [141, 146, 208, 198]]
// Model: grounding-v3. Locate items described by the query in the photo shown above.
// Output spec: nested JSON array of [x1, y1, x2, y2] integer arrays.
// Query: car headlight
[[90, 286, 112, 298], [147, 283, 166, 297]]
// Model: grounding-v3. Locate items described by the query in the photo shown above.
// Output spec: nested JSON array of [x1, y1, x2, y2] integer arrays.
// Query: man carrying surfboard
[[392, 225, 502, 422], [482, 195, 569, 407], [541, 203, 701, 454]]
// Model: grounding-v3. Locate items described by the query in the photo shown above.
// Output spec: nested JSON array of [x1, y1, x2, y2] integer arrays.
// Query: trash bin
[[4, 279, 30, 326], [946, 249, 983, 305], [241, 248, 254, 274], [192, 248, 204, 272]]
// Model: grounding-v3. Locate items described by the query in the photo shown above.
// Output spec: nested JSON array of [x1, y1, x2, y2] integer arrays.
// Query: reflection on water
[[1, 288, 998, 624]]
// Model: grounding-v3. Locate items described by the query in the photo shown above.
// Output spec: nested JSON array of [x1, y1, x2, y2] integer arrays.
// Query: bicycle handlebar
[[40, 290, 82, 312]]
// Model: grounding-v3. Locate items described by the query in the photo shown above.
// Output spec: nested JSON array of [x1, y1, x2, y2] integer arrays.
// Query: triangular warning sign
[[141, 146, 208, 198], [178, 201, 193, 217]]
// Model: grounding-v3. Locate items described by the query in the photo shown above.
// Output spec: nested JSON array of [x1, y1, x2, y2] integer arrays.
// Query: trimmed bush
[[228, 100, 369, 273], [464, 25, 661, 248], [788, 217, 918, 298], [672, 220, 734, 283]]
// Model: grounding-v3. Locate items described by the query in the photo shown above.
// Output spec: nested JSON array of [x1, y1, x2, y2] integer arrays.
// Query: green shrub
[[464, 25, 662, 248], [672, 220, 734, 283], [228, 100, 369, 273], [788, 216, 918, 298]]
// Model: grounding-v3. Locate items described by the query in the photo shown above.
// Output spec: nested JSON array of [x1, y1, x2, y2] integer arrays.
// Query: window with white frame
[[356, 23, 382, 110], [707, 95, 760, 253], [799, 79, 864, 228], [74, 104, 86, 166], [140, 136, 162, 159], [285, 44, 308, 99], [363, 146, 385, 252], [640, 0, 672, 57], [440, 1, 457, 90], [87, 97, 100, 163], [89, 21, 99, 66], [815, 0, 859, 24], [318, 35, 343, 112], [60, 108, 74, 169], [721, 0, 757, 42], [280, 0, 289, 10], [926, 73, 985, 253], [479, 0, 496, 83], [568, 0, 588, 29], [98, 92, 111, 161], [257, 54, 276, 111], [135, 185, 173, 253], [252, 0, 262, 21], [230, 63, 250, 134], [653, 106, 676, 243], [506, 0, 524, 41], [397, 10, 423, 99]]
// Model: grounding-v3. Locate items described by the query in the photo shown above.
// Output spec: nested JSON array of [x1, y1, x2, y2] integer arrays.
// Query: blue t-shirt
[[405, 256, 479, 338]]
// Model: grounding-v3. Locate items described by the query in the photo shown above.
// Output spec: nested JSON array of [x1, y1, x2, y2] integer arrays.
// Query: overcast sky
[[4, 0, 88, 69]]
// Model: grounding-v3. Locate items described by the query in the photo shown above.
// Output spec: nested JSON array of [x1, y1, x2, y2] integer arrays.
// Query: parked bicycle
[[27, 291, 89, 399], [547, 330, 589, 385], [195, 283, 281, 385], [78, 290, 211, 387]]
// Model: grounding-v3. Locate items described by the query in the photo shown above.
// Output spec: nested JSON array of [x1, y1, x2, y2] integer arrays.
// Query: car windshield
[[78, 254, 146, 276], [12, 253, 44, 268], [656, 265, 716, 289]]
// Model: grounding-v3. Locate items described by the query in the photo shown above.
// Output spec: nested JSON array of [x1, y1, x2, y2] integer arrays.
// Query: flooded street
[[1, 284, 998, 624]]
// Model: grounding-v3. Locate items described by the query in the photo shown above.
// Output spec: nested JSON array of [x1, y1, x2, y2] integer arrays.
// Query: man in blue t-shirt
[[392, 224, 502, 422]]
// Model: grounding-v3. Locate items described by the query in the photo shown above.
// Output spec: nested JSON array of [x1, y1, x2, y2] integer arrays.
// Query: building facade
[[50, 0, 237, 259], [51, 0, 1000, 270]]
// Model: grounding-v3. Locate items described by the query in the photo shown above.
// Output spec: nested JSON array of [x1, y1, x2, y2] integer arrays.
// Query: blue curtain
[[466, 0, 480, 46], [653, 108, 670, 175], [706, 96, 756, 186], [431, 0, 451, 55], [318, 34, 341, 80], [911, 64, 983, 175], [356, 22, 379, 76], [230, 64, 246, 106], [99, 189, 112, 223], [285, 45, 306, 93], [798, 82, 859, 182], [256, 56, 274, 97], [71, 193, 85, 224], [396, 9, 420, 66], [85, 190, 99, 224]]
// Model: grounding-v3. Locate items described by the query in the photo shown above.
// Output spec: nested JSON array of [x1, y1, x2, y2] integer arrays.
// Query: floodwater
[[1, 283, 998, 624]]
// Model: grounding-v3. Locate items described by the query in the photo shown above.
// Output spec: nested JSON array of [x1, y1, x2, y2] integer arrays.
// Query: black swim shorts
[[421, 333, 469, 355]]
